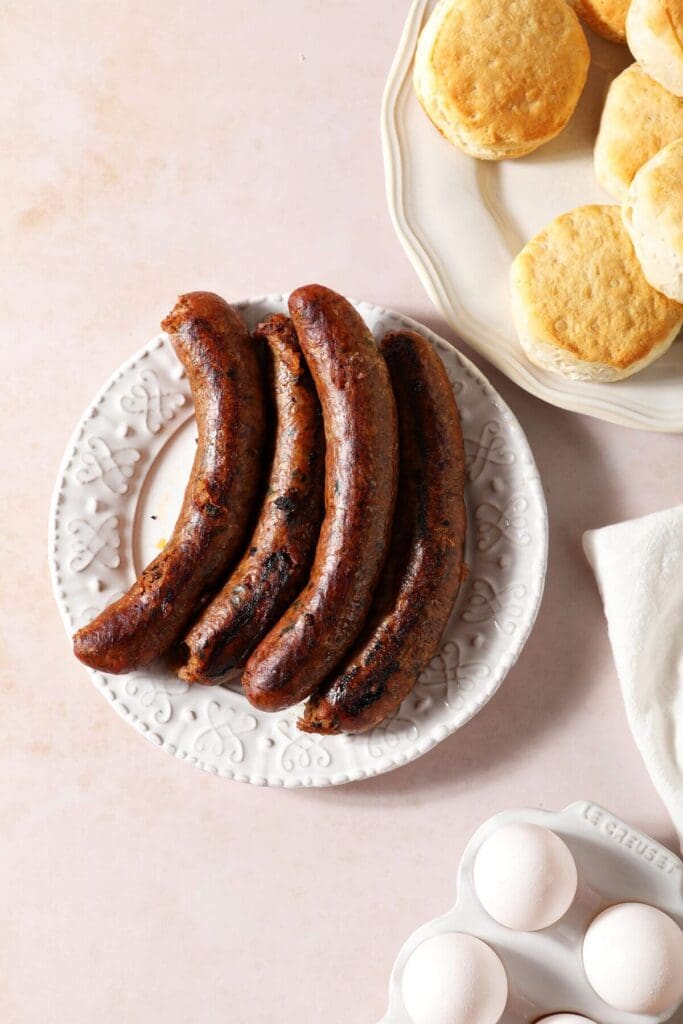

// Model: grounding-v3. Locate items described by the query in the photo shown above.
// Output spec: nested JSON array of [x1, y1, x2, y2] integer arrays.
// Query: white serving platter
[[382, 0, 683, 431]]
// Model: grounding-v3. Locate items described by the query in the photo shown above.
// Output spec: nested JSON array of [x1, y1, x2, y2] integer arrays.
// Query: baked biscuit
[[594, 63, 683, 200], [511, 205, 683, 381], [623, 138, 683, 302], [568, 0, 629, 42], [627, 0, 683, 97], [414, 0, 590, 160]]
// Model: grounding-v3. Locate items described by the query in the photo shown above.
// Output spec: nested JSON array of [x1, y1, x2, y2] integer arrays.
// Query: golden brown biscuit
[[594, 63, 683, 200], [627, 0, 683, 96], [414, 0, 590, 160], [511, 205, 683, 381], [568, 0, 629, 42], [622, 138, 683, 302]]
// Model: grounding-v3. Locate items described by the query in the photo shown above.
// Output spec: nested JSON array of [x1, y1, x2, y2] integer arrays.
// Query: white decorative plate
[[382, 0, 683, 432], [49, 295, 547, 787]]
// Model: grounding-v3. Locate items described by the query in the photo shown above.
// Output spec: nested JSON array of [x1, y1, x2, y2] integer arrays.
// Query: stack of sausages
[[73, 285, 467, 734]]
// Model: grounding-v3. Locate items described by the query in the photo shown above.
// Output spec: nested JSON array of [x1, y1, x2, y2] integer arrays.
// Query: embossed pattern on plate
[[382, 0, 683, 432], [48, 295, 547, 786]]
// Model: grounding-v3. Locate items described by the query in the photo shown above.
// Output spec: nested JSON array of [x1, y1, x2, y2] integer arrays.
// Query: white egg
[[472, 823, 578, 931], [401, 932, 508, 1024], [537, 1017, 598, 1023], [583, 902, 683, 1014]]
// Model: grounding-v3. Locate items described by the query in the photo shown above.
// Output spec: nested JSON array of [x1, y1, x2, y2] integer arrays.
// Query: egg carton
[[378, 802, 683, 1024]]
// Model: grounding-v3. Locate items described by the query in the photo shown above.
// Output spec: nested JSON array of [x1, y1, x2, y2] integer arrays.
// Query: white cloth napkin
[[583, 504, 683, 846]]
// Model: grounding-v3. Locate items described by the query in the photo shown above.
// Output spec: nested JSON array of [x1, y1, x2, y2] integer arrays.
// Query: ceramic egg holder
[[378, 802, 683, 1024]]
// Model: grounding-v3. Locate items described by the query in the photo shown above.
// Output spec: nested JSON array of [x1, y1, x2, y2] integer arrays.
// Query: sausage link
[[178, 314, 324, 682], [72, 292, 265, 674], [299, 329, 466, 734], [241, 285, 398, 712]]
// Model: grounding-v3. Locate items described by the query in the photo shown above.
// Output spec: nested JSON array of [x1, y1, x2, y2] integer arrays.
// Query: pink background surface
[[3, 2, 683, 1021]]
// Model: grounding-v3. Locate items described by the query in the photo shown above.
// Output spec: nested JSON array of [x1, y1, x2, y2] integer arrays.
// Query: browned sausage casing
[[178, 314, 325, 682], [299, 329, 466, 735], [72, 292, 265, 674], [241, 284, 399, 712]]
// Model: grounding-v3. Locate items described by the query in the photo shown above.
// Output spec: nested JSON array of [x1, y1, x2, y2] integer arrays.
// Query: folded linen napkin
[[583, 504, 683, 846]]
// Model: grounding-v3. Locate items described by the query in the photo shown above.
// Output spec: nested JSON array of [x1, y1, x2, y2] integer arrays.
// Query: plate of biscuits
[[49, 286, 547, 786], [383, 0, 683, 431]]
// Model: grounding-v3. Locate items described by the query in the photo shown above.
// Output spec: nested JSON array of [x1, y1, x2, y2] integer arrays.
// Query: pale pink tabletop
[[3, 2, 683, 1021]]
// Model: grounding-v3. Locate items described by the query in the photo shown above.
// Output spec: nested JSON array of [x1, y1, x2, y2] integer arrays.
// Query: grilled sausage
[[241, 285, 399, 712], [299, 329, 466, 734], [72, 292, 265, 674], [178, 314, 325, 682]]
